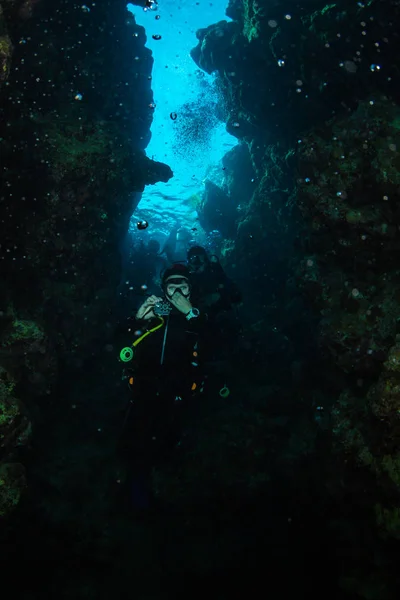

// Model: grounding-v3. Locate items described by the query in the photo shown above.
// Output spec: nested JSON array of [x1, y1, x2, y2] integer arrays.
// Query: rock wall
[[191, 0, 400, 568], [0, 0, 172, 516]]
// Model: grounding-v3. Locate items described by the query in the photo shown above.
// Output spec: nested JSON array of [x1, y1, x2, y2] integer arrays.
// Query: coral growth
[[0, 462, 26, 517], [0, 32, 12, 84]]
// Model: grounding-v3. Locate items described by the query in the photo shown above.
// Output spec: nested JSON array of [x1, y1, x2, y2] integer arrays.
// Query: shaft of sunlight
[[127, 0, 237, 237]]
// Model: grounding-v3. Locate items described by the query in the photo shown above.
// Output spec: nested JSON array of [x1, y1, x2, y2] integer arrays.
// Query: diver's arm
[[135, 295, 163, 320], [168, 292, 192, 316], [184, 308, 209, 334], [216, 277, 242, 307], [227, 280, 242, 304], [168, 293, 207, 327], [210, 262, 242, 306]]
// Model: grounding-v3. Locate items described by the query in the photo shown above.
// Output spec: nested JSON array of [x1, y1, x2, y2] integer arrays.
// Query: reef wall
[[0, 0, 172, 516], [190, 0, 400, 589]]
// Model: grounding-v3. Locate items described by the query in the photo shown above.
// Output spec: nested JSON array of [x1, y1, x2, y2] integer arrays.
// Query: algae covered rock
[[0, 461, 26, 517], [0, 30, 12, 86], [0, 366, 32, 454], [0, 315, 57, 395]]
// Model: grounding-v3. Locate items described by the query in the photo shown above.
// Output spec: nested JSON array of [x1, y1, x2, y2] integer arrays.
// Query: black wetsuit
[[190, 262, 242, 362], [119, 307, 206, 495], [190, 261, 242, 317]]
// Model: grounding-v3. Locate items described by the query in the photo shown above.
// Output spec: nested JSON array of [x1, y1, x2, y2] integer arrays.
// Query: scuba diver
[[118, 263, 205, 512], [187, 245, 242, 368], [187, 245, 242, 316]]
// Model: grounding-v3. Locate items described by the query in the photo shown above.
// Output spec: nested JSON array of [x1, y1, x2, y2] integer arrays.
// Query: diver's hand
[[136, 295, 163, 320], [169, 292, 192, 315]]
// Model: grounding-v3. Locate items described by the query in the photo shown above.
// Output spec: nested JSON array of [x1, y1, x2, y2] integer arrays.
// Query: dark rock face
[[193, 0, 400, 145], [190, 19, 242, 75], [188, 0, 400, 589], [222, 143, 255, 208], [0, 0, 172, 515], [297, 96, 400, 511], [197, 180, 236, 237], [0, 0, 172, 362]]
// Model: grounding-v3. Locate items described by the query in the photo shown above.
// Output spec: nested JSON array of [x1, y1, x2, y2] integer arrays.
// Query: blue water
[[127, 0, 237, 247]]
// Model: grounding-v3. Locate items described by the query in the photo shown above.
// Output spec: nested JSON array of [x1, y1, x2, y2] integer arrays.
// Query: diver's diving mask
[[189, 253, 206, 265], [164, 277, 191, 298], [188, 254, 207, 273]]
